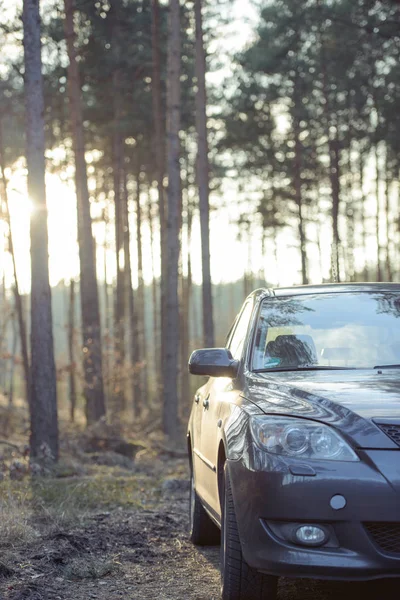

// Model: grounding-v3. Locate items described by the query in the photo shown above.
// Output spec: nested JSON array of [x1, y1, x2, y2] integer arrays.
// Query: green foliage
[[220, 0, 400, 282]]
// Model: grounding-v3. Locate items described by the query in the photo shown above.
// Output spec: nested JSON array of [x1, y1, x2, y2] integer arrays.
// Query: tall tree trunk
[[317, 3, 340, 282], [0, 121, 31, 407], [164, 0, 182, 439], [111, 0, 126, 414], [359, 149, 369, 281], [68, 279, 77, 422], [345, 92, 355, 282], [180, 198, 192, 416], [151, 0, 166, 396], [375, 143, 382, 282], [23, 0, 58, 461], [194, 0, 214, 348], [64, 0, 106, 424], [135, 173, 148, 408], [329, 133, 341, 282], [8, 309, 17, 406], [123, 173, 141, 418], [0, 239, 7, 394], [147, 190, 159, 375], [385, 150, 393, 281], [103, 207, 111, 405], [293, 105, 308, 285]]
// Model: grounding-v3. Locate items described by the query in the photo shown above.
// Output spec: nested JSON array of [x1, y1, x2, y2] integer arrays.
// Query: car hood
[[244, 369, 400, 449]]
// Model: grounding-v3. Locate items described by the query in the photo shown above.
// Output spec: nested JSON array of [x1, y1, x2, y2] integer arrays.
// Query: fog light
[[294, 525, 328, 547]]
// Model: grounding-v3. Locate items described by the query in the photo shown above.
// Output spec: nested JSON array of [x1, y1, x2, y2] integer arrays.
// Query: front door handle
[[203, 395, 210, 409], [195, 393, 200, 404]]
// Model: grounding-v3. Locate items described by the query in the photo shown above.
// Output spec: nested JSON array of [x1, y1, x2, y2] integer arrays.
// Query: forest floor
[[0, 410, 398, 599]]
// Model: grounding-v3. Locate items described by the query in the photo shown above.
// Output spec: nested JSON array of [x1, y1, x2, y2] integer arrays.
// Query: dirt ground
[[0, 445, 399, 600]]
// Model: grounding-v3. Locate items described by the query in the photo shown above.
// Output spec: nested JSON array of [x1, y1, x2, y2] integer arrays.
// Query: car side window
[[227, 301, 253, 361]]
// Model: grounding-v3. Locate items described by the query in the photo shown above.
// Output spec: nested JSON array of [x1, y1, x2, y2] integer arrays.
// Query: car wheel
[[189, 467, 220, 546], [221, 465, 278, 600]]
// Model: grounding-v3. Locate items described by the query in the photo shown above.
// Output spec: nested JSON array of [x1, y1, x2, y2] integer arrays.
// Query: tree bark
[[317, 3, 341, 283], [64, 0, 106, 424], [385, 150, 393, 281], [164, 0, 182, 439], [122, 172, 141, 418], [135, 173, 148, 408], [330, 133, 341, 282], [194, 0, 214, 348], [103, 206, 111, 405], [147, 189, 159, 377], [23, 0, 58, 461], [292, 104, 308, 285], [151, 0, 167, 397], [8, 309, 17, 406], [375, 143, 382, 282], [0, 121, 31, 408], [111, 0, 126, 414], [359, 149, 369, 280], [68, 279, 77, 422], [180, 197, 192, 416]]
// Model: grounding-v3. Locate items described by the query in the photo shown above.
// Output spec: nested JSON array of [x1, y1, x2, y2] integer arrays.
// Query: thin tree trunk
[[345, 93, 355, 282], [8, 309, 17, 406], [147, 190, 159, 373], [345, 143, 355, 281], [68, 279, 77, 422], [194, 0, 214, 348], [330, 133, 341, 282], [135, 173, 148, 408], [164, 0, 182, 439], [375, 143, 382, 282], [180, 161, 192, 417], [273, 233, 280, 286], [317, 3, 341, 283], [0, 251, 7, 393], [23, 0, 58, 461], [385, 150, 393, 281], [151, 0, 167, 397], [180, 197, 192, 415], [123, 173, 141, 418], [0, 121, 31, 407], [293, 108, 308, 285], [359, 149, 369, 280], [64, 0, 106, 424], [111, 0, 126, 413], [103, 207, 111, 405]]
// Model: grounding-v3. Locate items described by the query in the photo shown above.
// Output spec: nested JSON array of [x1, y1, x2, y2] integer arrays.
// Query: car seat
[[265, 334, 318, 367]]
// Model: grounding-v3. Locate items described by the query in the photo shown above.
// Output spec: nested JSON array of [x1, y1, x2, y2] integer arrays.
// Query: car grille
[[376, 423, 400, 447], [365, 522, 400, 554]]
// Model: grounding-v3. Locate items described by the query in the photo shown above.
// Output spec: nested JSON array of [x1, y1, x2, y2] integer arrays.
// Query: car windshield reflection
[[252, 292, 400, 371]]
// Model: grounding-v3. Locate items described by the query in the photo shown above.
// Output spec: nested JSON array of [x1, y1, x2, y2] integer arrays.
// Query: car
[[187, 283, 400, 599]]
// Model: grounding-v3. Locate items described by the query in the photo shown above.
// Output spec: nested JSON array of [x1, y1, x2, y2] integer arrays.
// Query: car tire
[[221, 465, 278, 600], [189, 468, 220, 546]]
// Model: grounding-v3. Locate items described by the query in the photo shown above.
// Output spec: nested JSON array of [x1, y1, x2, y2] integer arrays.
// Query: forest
[[0, 0, 399, 599]]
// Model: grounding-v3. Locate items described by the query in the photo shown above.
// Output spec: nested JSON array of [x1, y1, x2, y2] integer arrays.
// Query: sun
[[5, 168, 80, 293]]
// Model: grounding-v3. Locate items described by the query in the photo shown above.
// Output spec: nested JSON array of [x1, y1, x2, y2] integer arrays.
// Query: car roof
[[248, 282, 400, 301]]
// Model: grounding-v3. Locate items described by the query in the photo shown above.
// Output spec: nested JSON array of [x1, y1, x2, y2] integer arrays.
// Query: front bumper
[[227, 448, 400, 580]]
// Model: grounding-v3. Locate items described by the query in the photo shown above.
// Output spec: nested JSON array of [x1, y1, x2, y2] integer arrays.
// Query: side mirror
[[188, 348, 239, 378]]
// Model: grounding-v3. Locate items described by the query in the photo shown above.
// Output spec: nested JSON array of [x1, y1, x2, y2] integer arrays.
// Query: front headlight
[[250, 417, 359, 462]]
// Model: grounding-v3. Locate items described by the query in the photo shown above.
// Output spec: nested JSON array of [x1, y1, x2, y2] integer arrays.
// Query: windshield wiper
[[253, 366, 357, 373], [373, 364, 400, 370]]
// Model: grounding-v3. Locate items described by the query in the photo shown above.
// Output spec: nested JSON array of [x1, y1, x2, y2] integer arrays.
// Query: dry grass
[[63, 556, 121, 580], [0, 471, 160, 544], [0, 486, 38, 547]]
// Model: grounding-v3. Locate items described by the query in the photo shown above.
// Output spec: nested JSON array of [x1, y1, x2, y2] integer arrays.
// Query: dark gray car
[[187, 284, 400, 600]]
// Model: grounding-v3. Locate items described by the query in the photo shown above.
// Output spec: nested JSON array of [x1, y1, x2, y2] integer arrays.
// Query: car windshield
[[252, 291, 400, 371]]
